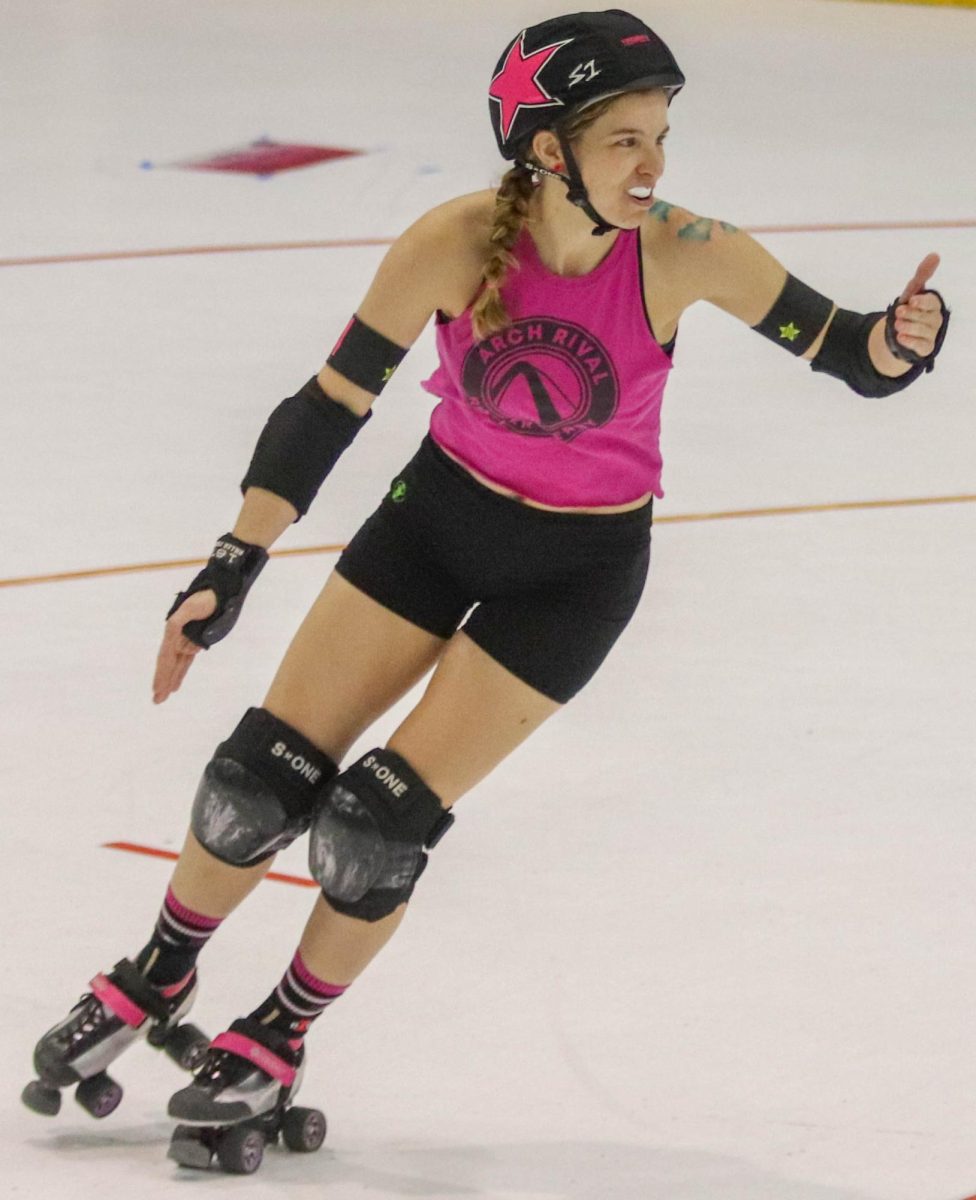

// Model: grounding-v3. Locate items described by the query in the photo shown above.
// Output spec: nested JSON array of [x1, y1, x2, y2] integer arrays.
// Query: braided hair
[[470, 164, 535, 341]]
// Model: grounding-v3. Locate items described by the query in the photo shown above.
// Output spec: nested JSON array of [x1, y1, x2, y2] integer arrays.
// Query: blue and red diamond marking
[[489, 33, 572, 143], [173, 137, 363, 176]]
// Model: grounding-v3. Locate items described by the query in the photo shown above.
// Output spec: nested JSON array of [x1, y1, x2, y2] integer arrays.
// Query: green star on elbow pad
[[779, 321, 801, 342], [382, 365, 398, 383]]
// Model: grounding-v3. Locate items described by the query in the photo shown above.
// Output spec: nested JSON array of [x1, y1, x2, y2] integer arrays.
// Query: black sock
[[135, 886, 224, 986], [248, 950, 348, 1043]]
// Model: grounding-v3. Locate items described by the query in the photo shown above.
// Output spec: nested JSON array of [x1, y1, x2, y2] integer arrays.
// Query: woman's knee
[[308, 748, 454, 921]]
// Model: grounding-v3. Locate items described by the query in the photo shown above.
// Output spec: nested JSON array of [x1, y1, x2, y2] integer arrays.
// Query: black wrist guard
[[883, 288, 950, 372], [752, 274, 834, 357], [240, 377, 371, 518], [167, 533, 269, 649], [810, 308, 924, 398], [327, 315, 408, 395]]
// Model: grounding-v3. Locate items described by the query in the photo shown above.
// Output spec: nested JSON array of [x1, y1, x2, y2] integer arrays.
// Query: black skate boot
[[22, 958, 208, 1119], [167, 1018, 326, 1174]]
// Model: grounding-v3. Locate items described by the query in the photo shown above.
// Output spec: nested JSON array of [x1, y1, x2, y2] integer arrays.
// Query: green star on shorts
[[779, 321, 801, 342], [390, 479, 408, 503]]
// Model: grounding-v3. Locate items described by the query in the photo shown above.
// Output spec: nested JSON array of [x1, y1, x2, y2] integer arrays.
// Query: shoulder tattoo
[[649, 202, 739, 240], [677, 216, 740, 241]]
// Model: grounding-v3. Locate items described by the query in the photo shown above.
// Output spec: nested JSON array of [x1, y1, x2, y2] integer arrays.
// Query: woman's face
[[573, 90, 670, 228]]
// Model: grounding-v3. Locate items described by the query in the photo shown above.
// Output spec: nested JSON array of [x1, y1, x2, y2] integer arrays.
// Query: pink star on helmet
[[489, 32, 572, 143]]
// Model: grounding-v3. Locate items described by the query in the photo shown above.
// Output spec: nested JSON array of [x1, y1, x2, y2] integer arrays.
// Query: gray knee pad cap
[[191, 707, 338, 868], [308, 749, 454, 921]]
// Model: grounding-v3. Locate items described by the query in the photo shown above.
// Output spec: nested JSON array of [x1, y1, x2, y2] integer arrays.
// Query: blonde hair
[[470, 166, 535, 341], [470, 93, 634, 341]]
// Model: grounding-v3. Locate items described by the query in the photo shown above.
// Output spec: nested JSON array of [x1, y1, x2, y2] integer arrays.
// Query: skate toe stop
[[22, 1080, 62, 1116], [168, 1127, 215, 1170]]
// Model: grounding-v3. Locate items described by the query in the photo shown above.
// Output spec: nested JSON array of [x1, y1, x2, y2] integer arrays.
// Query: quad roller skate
[[167, 1018, 326, 1174], [22, 959, 208, 1120]]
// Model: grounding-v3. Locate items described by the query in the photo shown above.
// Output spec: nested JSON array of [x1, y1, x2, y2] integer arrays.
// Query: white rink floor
[[2, 1, 975, 1197]]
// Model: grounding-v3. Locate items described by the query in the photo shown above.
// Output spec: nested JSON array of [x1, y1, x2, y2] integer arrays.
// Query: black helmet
[[489, 9, 685, 160]]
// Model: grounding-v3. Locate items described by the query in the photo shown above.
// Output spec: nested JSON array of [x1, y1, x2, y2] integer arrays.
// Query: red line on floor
[[1, 218, 973, 268], [103, 841, 318, 889]]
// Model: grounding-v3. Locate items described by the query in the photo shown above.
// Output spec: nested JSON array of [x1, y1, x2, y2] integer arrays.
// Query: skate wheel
[[22, 1079, 62, 1116], [168, 1125, 215, 1170], [75, 1072, 123, 1119], [163, 1024, 209, 1071], [281, 1105, 327, 1153], [216, 1123, 265, 1174]]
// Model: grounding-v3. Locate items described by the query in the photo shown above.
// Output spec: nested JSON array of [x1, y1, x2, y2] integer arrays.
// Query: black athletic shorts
[[335, 436, 652, 703]]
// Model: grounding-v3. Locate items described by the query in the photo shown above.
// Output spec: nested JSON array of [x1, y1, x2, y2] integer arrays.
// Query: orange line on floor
[[2, 496, 973, 591], [745, 218, 975, 235], [1, 219, 973, 268], [103, 841, 318, 889], [0, 543, 345, 589], [0, 238, 396, 268], [655, 493, 976, 524]]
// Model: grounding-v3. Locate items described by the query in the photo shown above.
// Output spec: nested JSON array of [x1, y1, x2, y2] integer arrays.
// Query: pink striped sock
[[250, 949, 349, 1039], [135, 886, 224, 985]]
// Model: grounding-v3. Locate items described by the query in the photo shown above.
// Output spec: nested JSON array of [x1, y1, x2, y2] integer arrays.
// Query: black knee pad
[[308, 749, 454, 922], [191, 708, 339, 868]]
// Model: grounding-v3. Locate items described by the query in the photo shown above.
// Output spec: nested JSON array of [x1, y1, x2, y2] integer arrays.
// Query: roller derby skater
[[25, 7, 949, 1175]]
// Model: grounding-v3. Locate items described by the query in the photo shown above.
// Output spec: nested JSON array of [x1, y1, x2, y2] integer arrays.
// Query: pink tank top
[[422, 226, 674, 507]]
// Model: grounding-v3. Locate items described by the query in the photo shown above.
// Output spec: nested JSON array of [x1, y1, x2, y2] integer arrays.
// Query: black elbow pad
[[240, 377, 371, 518]]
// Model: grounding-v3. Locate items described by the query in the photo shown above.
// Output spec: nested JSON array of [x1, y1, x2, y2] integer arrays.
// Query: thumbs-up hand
[[889, 253, 945, 360]]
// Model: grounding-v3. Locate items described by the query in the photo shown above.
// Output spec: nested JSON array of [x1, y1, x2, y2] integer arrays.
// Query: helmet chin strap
[[517, 136, 621, 238], [558, 134, 620, 238]]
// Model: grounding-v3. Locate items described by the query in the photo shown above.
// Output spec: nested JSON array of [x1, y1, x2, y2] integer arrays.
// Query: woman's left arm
[[694, 223, 949, 393]]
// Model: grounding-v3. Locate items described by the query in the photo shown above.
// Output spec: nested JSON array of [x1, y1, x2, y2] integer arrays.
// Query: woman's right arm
[[153, 199, 486, 704]]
